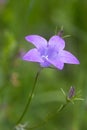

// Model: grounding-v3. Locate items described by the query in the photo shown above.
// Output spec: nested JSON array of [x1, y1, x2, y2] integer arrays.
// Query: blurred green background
[[0, 0, 87, 130]]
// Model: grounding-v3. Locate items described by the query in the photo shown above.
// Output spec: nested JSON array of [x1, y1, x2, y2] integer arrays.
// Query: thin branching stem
[[27, 103, 68, 130]]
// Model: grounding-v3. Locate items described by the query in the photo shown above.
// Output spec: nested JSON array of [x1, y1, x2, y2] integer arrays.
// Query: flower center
[[38, 46, 58, 67], [42, 55, 48, 60]]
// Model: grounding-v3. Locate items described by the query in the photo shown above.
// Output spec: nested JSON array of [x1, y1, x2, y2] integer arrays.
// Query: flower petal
[[25, 35, 47, 49], [59, 50, 80, 64], [48, 35, 65, 51], [22, 48, 43, 62], [47, 59, 64, 70]]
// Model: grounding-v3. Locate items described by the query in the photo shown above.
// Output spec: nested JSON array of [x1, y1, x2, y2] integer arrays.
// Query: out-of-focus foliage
[[0, 0, 87, 130]]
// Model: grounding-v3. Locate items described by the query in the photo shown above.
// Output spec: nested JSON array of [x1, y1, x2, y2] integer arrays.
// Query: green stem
[[27, 103, 68, 130], [16, 67, 42, 125]]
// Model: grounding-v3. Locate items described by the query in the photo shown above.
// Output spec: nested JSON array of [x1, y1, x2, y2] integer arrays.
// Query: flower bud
[[68, 86, 75, 99]]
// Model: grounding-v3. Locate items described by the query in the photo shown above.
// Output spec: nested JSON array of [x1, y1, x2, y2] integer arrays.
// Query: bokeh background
[[0, 0, 87, 130]]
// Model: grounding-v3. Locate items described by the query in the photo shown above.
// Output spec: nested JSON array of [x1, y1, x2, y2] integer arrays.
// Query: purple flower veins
[[22, 35, 80, 70]]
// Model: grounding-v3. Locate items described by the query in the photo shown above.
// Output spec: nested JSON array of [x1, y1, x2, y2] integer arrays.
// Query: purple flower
[[22, 35, 80, 70]]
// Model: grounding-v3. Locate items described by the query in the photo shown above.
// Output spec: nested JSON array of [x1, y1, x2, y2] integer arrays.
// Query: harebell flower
[[23, 35, 80, 69]]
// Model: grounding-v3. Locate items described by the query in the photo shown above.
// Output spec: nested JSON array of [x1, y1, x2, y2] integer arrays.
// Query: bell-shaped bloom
[[22, 35, 80, 70]]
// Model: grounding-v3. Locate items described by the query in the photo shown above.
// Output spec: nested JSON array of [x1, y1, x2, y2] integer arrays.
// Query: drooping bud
[[58, 26, 64, 37]]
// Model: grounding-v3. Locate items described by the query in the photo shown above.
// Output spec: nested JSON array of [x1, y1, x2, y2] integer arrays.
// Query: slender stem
[[16, 67, 42, 125], [27, 103, 68, 130]]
